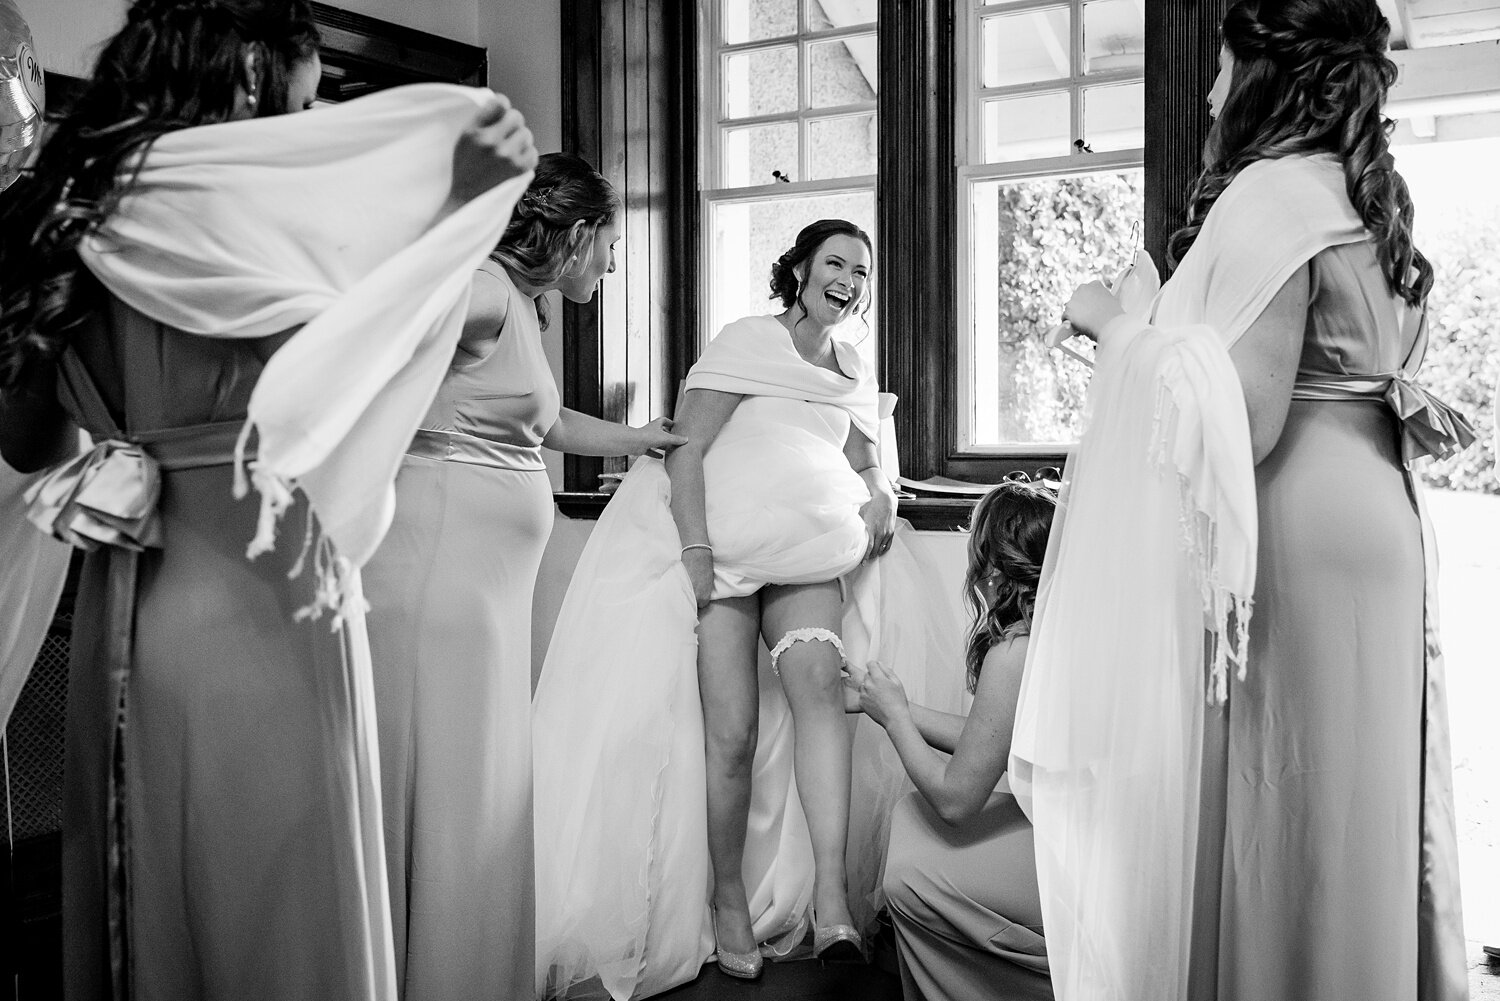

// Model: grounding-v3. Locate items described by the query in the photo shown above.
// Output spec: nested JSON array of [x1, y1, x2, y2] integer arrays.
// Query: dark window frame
[[558, 0, 1228, 525]]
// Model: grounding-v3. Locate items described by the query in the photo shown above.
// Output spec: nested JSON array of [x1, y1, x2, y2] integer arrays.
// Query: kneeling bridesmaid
[[848, 482, 1056, 1001]]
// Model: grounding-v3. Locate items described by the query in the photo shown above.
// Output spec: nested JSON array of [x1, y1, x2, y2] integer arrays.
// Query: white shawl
[[74, 83, 531, 616], [1009, 154, 1367, 1001]]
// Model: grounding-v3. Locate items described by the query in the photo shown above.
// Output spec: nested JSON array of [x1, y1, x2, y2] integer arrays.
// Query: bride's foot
[[811, 889, 862, 963], [710, 898, 762, 980]]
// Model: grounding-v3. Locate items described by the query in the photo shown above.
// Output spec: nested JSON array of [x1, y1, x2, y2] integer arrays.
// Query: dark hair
[[0, 0, 320, 391], [490, 152, 619, 325], [767, 218, 874, 335], [1167, 0, 1431, 306], [963, 481, 1056, 693]]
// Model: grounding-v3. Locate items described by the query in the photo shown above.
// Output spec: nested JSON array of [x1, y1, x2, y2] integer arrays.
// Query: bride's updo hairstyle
[[767, 217, 874, 322], [1168, 0, 1431, 306], [963, 481, 1055, 693], [490, 152, 619, 305], [0, 0, 321, 391]]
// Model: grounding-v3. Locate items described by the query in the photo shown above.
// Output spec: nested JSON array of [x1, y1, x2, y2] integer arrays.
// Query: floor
[[656, 920, 904, 1001]]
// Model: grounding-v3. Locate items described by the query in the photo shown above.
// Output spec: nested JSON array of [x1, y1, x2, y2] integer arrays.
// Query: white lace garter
[[768, 627, 846, 676]]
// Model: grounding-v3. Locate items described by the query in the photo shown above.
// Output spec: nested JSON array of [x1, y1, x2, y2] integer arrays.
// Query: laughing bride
[[532, 219, 964, 999]]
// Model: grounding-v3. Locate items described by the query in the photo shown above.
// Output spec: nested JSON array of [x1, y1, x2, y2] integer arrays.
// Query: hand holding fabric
[[634, 417, 689, 458], [682, 547, 714, 607], [858, 486, 896, 562]]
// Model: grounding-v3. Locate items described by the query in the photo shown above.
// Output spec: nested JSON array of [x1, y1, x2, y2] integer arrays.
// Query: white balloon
[[0, 0, 46, 194]]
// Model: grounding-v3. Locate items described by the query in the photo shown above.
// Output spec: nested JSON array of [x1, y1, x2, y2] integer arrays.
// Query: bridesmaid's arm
[[664, 388, 742, 607], [541, 408, 685, 457], [863, 638, 1026, 825], [1227, 264, 1310, 465], [454, 265, 512, 364], [0, 362, 78, 473]]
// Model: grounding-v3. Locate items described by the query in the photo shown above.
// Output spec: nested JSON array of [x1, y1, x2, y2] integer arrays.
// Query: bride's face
[[1208, 45, 1234, 120]]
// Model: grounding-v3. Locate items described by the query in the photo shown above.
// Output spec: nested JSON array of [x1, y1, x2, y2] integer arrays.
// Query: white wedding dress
[[533, 316, 966, 1000]]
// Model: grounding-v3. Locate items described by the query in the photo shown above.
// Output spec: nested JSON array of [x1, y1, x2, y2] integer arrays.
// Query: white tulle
[[532, 393, 966, 1000]]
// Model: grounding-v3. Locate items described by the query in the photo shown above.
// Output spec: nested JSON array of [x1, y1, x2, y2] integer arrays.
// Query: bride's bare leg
[[697, 593, 763, 954], [761, 581, 855, 929]]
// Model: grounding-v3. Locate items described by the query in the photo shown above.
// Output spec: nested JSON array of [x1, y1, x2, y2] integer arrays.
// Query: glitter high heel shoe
[[811, 911, 864, 963], [711, 906, 763, 980]]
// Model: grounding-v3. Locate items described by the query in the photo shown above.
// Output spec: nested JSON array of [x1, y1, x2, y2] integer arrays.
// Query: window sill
[[553, 491, 977, 532]]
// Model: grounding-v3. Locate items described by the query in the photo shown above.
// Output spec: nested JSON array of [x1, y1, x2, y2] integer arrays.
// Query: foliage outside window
[[700, 0, 878, 348], [959, 0, 1145, 452]]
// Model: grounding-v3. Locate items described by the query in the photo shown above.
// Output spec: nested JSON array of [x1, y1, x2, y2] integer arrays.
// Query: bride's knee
[[769, 627, 845, 694], [704, 718, 758, 772]]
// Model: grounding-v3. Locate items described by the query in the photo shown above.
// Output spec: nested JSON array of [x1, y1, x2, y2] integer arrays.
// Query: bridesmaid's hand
[[449, 94, 537, 204], [1062, 281, 1125, 341], [683, 547, 715, 607], [841, 668, 864, 714], [634, 417, 689, 458], [855, 660, 909, 728]]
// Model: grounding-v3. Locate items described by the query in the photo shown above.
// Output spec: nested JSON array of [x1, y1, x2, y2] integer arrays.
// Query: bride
[[533, 219, 965, 999]]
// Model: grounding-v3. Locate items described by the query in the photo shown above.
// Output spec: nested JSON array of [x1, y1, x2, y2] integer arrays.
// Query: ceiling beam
[[1387, 39, 1500, 117]]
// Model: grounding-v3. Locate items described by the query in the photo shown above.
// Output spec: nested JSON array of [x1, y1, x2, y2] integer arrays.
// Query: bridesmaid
[[360, 152, 684, 1001], [849, 482, 1055, 1001], [1059, 1, 1473, 996], [0, 1, 536, 997]]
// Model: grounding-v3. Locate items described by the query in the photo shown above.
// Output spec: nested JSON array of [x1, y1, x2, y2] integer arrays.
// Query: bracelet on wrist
[[681, 543, 713, 556]]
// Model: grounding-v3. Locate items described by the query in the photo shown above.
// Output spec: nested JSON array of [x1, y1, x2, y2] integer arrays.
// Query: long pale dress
[[56, 287, 392, 1001], [1191, 241, 1470, 1001], [883, 790, 1052, 1001], [533, 316, 966, 1000], [361, 262, 558, 1001]]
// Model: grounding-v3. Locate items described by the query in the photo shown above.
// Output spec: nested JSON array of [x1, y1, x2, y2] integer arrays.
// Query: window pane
[[722, 122, 799, 187], [1083, 82, 1144, 152], [808, 113, 877, 179], [723, 46, 799, 119], [967, 170, 1144, 446], [1083, 0, 1145, 75], [981, 7, 1072, 88], [809, 34, 878, 108], [983, 91, 1071, 163], [807, 0, 877, 32], [707, 190, 878, 354], [723, 0, 798, 44]]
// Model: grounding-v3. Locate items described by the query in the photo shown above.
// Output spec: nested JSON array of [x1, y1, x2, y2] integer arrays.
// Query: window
[[700, 0, 878, 348], [957, 0, 1145, 453]]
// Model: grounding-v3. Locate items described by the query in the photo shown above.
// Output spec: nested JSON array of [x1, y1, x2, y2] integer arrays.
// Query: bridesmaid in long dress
[[848, 482, 1056, 1001], [0, 3, 537, 998], [1061, 1, 1473, 997], [360, 152, 684, 1001]]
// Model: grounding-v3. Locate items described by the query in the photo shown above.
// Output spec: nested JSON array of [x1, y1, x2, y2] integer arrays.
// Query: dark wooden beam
[[1144, 0, 1227, 272], [877, 0, 955, 482]]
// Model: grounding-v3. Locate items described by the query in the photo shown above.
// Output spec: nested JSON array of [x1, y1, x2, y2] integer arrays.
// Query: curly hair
[[767, 218, 874, 337], [489, 152, 619, 324], [963, 480, 1056, 693], [0, 0, 320, 393], [1167, 0, 1431, 306]]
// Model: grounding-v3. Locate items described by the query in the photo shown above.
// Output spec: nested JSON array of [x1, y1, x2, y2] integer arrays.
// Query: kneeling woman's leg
[[884, 791, 1052, 1001], [760, 581, 854, 930], [697, 593, 764, 953]]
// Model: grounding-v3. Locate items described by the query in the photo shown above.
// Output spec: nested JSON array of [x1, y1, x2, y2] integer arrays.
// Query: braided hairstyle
[[767, 218, 874, 338], [1168, 0, 1431, 306], [0, 0, 320, 392], [489, 152, 619, 323], [963, 480, 1056, 693]]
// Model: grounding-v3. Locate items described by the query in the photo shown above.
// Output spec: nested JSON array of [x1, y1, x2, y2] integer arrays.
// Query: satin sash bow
[[1292, 373, 1477, 466], [24, 439, 163, 551]]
